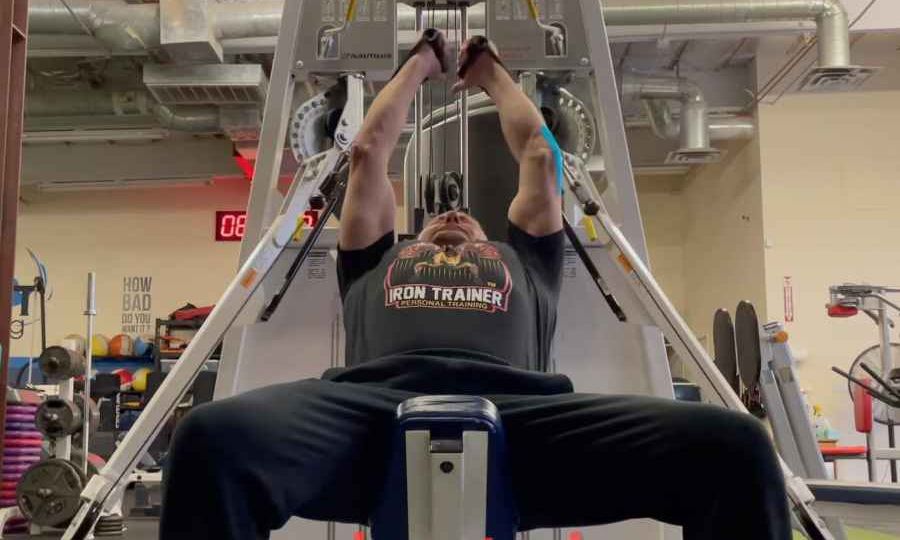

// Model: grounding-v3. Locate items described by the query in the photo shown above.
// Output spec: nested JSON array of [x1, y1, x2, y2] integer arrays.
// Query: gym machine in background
[[829, 284, 900, 483], [59, 1, 840, 539], [715, 303, 850, 540], [714, 299, 900, 536]]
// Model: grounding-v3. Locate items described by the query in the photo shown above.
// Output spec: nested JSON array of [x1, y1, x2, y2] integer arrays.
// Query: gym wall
[[637, 179, 688, 315], [11, 178, 250, 358], [759, 90, 900, 483], [680, 136, 768, 348]]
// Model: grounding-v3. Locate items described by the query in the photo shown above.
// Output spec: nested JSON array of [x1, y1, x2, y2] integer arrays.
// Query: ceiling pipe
[[152, 104, 220, 132], [601, 0, 850, 68], [25, 89, 221, 132], [626, 113, 756, 142], [28, 0, 282, 53], [28, 0, 161, 52], [622, 73, 712, 152], [29, 0, 851, 69], [396, 0, 851, 68], [707, 116, 755, 140]]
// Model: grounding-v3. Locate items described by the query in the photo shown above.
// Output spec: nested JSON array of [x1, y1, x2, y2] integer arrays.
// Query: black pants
[[160, 378, 790, 539]]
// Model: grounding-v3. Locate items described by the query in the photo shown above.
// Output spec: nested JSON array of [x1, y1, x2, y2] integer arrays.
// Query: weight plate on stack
[[713, 309, 740, 394], [6, 405, 38, 414], [38, 346, 86, 382], [16, 459, 86, 527], [735, 301, 763, 387], [36, 397, 84, 437]]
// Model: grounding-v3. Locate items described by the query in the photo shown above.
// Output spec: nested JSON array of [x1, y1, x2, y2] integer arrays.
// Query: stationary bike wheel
[[846, 343, 900, 425]]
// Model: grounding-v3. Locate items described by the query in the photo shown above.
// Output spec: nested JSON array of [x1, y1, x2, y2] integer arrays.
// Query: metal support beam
[[577, 0, 650, 261], [0, 0, 29, 460], [238, 0, 306, 263]]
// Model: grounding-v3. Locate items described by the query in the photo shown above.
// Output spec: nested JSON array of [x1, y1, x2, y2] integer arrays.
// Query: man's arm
[[341, 50, 441, 250], [456, 46, 563, 237]]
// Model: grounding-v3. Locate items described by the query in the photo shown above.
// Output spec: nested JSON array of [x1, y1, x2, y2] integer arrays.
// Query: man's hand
[[452, 37, 505, 95]]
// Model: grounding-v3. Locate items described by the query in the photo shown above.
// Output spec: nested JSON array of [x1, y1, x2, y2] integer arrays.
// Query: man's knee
[[170, 400, 255, 464], [695, 407, 778, 471]]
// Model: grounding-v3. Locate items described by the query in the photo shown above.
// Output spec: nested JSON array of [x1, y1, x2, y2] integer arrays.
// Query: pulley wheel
[[734, 301, 762, 388], [288, 93, 330, 161], [16, 459, 86, 527], [713, 309, 740, 394], [36, 397, 84, 437], [38, 346, 86, 382]]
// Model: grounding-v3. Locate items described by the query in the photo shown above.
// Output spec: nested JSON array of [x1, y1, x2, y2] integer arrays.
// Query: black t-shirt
[[325, 222, 573, 395]]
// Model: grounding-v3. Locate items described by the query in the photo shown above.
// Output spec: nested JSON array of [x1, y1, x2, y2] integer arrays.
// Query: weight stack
[[3, 400, 42, 534]]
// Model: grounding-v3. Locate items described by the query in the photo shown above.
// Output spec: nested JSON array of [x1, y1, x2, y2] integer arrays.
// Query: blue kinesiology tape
[[540, 124, 565, 194]]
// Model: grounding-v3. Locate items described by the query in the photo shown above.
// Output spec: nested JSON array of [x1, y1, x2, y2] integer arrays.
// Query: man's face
[[418, 211, 488, 246]]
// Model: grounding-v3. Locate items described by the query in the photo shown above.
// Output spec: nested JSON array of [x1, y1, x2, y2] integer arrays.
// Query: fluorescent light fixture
[[23, 129, 170, 145], [37, 177, 214, 192]]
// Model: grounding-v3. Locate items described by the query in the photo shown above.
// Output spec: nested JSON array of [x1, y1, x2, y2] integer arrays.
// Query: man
[[162, 31, 790, 540]]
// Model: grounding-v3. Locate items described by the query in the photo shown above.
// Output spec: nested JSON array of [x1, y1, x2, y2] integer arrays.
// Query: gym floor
[[8, 519, 158, 539], [7, 521, 900, 539]]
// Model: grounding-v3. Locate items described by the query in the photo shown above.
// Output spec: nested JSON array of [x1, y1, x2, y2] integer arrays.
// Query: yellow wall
[[758, 91, 900, 482], [11, 180, 249, 357], [638, 179, 688, 314], [680, 137, 768, 347]]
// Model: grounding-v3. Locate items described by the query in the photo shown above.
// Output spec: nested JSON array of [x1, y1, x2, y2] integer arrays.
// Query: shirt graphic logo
[[384, 242, 512, 313]]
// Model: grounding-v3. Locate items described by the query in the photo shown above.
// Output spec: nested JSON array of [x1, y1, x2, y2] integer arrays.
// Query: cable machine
[[54, 1, 837, 539]]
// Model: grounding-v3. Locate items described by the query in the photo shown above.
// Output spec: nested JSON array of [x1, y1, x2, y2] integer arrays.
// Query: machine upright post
[[237, 0, 306, 260], [576, 0, 650, 261], [459, 3, 469, 210], [414, 4, 425, 230], [879, 301, 894, 385], [878, 300, 897, 480], [82, 272, 96, 477]]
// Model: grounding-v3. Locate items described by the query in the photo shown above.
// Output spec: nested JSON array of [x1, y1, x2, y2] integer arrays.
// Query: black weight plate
[[38, 346, 85, 382], [735, 301, 763, 387], [16, 459, 86, 527], [36, 397, 83, 437], [713, 309, 740, 393]]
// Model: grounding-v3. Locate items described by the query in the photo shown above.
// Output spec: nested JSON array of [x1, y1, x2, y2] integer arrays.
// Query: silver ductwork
[[28, 0, 161, 52], [622, 73, 722, 164], [153, 104, 221, 132], [28, 0, 282, 53], [25, 89, 223, 132], [394, 0, 851, 69], [602, 0, 850, 68], [30, 0, 851, 69]]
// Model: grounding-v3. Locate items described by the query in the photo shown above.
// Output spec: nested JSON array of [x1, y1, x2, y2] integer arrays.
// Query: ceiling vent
[[143, 64, 268, 105], [798, 66, 879, 93], [665, 147, 723, 165]]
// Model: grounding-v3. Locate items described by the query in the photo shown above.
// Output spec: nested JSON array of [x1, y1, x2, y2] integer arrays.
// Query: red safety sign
[[783, 276, 795, 323]]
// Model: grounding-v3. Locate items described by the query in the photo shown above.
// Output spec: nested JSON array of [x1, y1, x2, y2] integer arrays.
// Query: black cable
[[859, 362, 900, 399], [562, 216, 627, 322]]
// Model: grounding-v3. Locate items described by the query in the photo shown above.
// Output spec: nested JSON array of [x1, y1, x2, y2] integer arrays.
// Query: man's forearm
[[482, 69, 547, 162], [357, 57, 431, 162]]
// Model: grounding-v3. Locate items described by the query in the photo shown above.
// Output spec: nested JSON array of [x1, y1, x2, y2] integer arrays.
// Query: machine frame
[[57, 2, 836, 539]]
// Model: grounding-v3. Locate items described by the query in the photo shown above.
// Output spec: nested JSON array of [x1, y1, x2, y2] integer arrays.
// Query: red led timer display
[[215, 211, 319, 242]]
